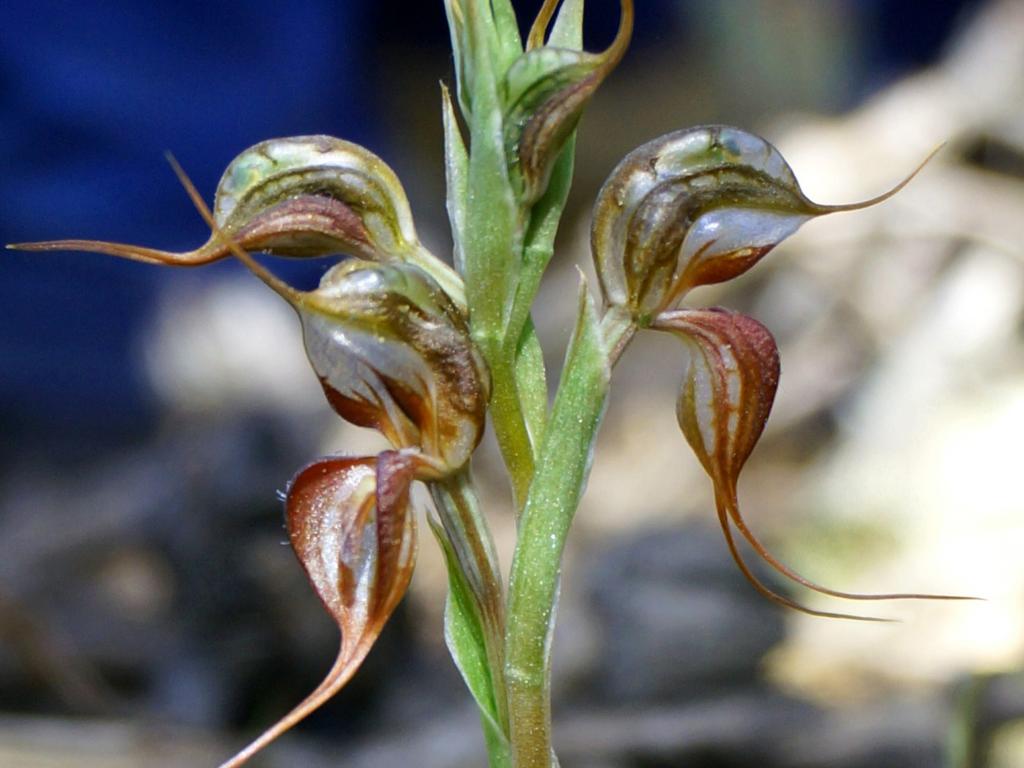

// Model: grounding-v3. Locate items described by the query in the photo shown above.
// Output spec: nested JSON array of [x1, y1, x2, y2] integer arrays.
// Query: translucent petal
[[219, 452, 417, 767], [659, 309, 974, 619], [592, 125, 934, 320]]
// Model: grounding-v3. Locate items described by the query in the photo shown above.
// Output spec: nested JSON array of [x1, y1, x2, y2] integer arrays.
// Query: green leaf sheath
[[504, 286, 612, 768], [444, 0, 472, 118], [548, 0, 585, 48], [428, 471, 509, 728], [508, 134, 576, 342], [504, 137, 581, 462], [490, 0, 524, 70], [491, 137, 580, 506], [488, 355, 538, 510], [514, 318, 549, 450], [464, 0, 519, 337], [441, 85, 470, 275], [427, 516, 511, 768]]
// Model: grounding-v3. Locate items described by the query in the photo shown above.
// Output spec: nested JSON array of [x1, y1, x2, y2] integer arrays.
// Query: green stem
[[458, 0, 537, 510], [486, 342, 538, 510], [504, 291, 611, 767]]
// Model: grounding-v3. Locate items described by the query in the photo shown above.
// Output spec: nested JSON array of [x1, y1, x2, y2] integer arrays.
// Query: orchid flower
[[591, 125, 972, 621]]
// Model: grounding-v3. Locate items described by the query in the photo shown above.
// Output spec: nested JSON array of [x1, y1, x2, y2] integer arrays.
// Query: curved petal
[[658, 309, 974, 619], [219, 451, 418, 768], [658, 308, 779, 485], [660, 309, 876, 619], [592, 126, 937, 321]]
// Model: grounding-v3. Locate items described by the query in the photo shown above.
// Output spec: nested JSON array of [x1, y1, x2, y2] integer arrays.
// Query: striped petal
[[219, 451, 418, 767], [658, 308, 779, 488], [658, 309, 972, 619]]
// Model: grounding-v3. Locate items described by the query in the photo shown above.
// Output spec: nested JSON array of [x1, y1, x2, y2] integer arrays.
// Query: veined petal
[[658, 309, 974, 620], [657, 308, 779, 487], [593, 126, 936, 322], [219, 451, 417, 767]]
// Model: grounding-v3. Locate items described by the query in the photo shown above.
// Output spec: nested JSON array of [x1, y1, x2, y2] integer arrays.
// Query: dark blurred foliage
[[1, 1, 375, 452]]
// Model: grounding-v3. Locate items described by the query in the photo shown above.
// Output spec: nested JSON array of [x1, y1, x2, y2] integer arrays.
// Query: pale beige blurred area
[[0, 717, 224, 768]]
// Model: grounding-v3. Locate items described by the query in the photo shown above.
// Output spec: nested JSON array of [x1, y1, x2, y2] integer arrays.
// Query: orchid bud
[[593, 126, 934, 323], [503, 0, 633, 204], [220, 451, 417, 767], [11, 136, 465, 306], [272, 260, 488, 474]]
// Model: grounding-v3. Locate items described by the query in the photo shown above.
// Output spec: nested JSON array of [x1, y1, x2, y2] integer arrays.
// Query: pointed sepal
[[10, 136, 464, 306], [657, 308, 847, 618], [218, 451, 417, 767], [657, 309, 972, 619], [593, 126, 936, 322]]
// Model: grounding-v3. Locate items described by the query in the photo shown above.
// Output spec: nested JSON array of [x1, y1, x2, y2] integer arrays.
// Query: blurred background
[[2, 1, 1023, 766]]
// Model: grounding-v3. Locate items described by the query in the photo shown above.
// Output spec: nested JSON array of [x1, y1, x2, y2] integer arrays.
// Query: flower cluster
[[16, 136, 493, 765]]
